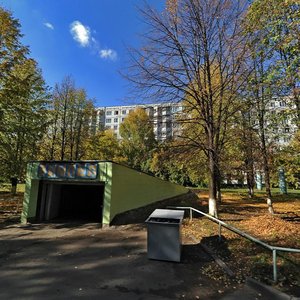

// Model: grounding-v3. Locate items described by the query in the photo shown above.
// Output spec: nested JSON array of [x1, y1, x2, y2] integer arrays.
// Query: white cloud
[[44, 22, 54, 30], [69, 20, 118, 61], [99, 49, 118, 61], [70, 21, 90, 47]]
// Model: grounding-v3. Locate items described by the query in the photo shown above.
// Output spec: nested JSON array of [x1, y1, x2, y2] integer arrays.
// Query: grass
[[0, 183, 25, 193], [190, 186, 300, 195]]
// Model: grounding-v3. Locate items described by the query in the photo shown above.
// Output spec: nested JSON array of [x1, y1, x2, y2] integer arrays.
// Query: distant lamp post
[[279, 167, 287, 194], [256, 171, 262, 190]]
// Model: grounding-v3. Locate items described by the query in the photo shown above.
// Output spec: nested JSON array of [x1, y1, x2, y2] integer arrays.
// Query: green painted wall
[[98, 162, 112, 225], [21, 161, 188, 225], [109, 163, 188, 223], [21, 163, 40, 223]]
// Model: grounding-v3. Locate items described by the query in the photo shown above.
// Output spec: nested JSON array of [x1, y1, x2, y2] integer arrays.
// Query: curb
[[246, 277, 299, 300]]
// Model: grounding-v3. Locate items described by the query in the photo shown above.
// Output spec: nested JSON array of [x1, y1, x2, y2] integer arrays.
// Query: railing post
[[218, 223, 222, 242], [273, 249, 277, 283], [189, 208, 193, 222]]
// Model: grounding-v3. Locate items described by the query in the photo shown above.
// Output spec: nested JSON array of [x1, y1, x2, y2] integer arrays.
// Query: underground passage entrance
[[22, 161, 189, 226], [37, 181, 105, 222]]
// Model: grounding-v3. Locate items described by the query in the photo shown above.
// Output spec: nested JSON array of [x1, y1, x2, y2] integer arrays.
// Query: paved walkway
[[0, 223, 294, 299]]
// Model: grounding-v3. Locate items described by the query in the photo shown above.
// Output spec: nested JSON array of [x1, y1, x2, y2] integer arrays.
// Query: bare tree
[[42, 77, 95, 161], [125, 0, 249, 216]]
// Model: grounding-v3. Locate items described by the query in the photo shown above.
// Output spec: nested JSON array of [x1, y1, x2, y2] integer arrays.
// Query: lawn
[[0, 183, 25, 193], [181, 188, 300, 296]]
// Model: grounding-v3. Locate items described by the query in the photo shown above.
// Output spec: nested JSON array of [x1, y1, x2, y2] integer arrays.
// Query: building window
[[106, 111, 112, 115], [122, 118, 125, 122], [106, 118, 111, 123], [270, 102, 275, 107], [114, 110, 119, 115], [114, 125, 118, 130], [122, 110, 127, 114], [279, 101, 286, 107], [114, 118, 118, 123]]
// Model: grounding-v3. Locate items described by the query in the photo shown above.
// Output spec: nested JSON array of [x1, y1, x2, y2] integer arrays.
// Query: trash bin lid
[[146, 209, 184, 223]]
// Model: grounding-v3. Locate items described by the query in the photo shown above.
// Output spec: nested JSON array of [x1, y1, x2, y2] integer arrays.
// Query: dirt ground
[[184, 190, 300, 297], [0, 189, 299, 299], [0, 191, 23, 225]]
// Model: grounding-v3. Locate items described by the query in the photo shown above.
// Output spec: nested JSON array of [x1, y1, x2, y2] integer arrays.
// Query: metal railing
[[169, 206, 300, 282]]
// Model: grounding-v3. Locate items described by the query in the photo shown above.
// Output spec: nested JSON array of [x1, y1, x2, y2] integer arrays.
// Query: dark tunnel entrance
[[36, 181, 105, 223]]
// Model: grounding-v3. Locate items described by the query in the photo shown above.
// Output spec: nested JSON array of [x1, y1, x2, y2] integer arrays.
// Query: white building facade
[[95, 103, 182, 141], [266, 97, 298, 145], [95, 97, 297, 144]]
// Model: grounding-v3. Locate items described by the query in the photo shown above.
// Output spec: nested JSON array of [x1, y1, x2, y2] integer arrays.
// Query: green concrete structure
[[21, 161, 188, 226]]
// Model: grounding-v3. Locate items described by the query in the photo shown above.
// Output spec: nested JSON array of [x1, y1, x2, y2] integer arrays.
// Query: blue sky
[[1, 0, 165, 106]]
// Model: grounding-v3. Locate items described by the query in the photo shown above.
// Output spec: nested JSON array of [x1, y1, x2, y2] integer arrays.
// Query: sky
[[1, 0, 165, 106]]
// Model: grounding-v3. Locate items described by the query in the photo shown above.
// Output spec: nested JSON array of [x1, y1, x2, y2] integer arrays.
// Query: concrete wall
[[21, 163, 40, 223], [21, 161, 188, 225], [109, 163, 188, 224], [98, 162, 112, 225]]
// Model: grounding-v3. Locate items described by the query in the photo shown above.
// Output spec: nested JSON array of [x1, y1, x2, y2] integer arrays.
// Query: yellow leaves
[[166, 0, 178, 16], [239, 214, 300, 248]]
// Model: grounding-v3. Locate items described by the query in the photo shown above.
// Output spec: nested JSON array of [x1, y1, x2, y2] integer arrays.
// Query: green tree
[[0, 59, 49, 182], [0, 7, 49, 187], [84, 129, 122, 161], [0, 7, 28, 81], [150, 141, 208, 186], [274, 130, 300, 189], [246, 0, 300, 125], [119, 108, 156, 171], [242, 0, 300, 213]]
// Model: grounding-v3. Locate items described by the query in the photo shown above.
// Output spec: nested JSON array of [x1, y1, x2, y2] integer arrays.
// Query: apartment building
[[266, 97, 297, 145], [95, 97, 297, 144], [95, 103, 182, 141]]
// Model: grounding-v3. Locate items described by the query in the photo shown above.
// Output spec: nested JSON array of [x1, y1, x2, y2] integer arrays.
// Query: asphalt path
[[0, 222, 288, 300]]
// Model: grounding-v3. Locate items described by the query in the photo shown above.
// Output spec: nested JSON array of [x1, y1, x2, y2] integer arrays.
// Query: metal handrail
[[169, 206, 300, 282]]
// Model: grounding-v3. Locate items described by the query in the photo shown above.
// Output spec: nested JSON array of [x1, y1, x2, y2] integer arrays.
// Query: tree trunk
[[61, 95, 68, 161], [75, 112, 83, 160], [246, 171, 255, 198], [245, 154, 255, 198], [50, 111, 59, 160], [260, 124, 275, 214], [216, 166, 222, 204], [208, 150, 218, 217]]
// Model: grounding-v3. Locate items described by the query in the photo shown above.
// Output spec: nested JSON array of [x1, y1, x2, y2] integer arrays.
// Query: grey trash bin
[[145, 209, 184, 262]]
